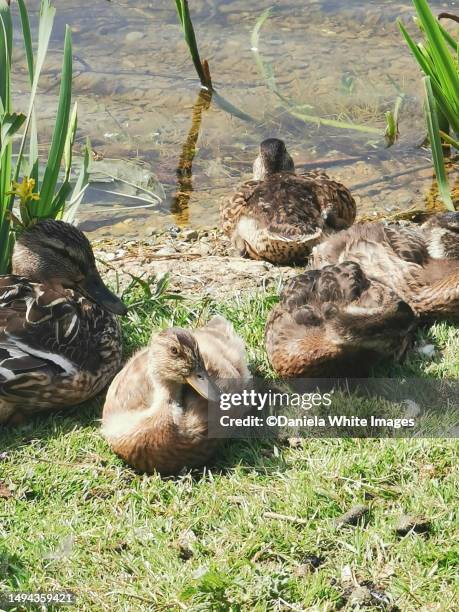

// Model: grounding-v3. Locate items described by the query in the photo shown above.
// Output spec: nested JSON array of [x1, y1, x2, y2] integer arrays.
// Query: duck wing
[[301, 170, 356, 229], [0, 276, 119, 409], [422, 211, 459, 259]]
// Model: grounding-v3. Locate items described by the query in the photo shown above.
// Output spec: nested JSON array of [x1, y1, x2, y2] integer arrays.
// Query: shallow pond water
[[11, 0, 459, 240]]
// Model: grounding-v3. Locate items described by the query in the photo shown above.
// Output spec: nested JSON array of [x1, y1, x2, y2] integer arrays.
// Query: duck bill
[[186, 369, 213, 400], [80, 270, 128, 316]]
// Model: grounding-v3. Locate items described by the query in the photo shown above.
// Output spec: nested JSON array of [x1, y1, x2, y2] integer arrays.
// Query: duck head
[[12, 219, 127, 315], [252, 138, 295, 180], [148, 328, 213, 399]]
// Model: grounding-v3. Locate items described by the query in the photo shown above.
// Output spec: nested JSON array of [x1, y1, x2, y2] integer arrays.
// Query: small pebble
[[125, 31, 145, 44], [417, 344, 436, 358], [348, 585, 373, 606], [155, 246, 176, 256], [182, 229, 198, 241]]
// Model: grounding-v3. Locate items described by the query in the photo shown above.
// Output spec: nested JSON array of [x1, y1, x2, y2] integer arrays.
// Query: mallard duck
[[0, 220, 127, 425], [265, 261, 415, 378], [102, 316, 249, 475], [220, 138, 356, 264], [311, 212, 459, 321]]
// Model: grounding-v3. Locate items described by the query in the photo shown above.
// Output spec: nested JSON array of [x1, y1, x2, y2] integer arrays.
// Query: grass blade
[[439, 129, 459, 149], [423, 76, 455, 211], [175, 0, 210, 89], [8, 0, 55, 206], [64, 138, 91, 224], [0, 112, 26, 157], [0, 1, 13, 274]]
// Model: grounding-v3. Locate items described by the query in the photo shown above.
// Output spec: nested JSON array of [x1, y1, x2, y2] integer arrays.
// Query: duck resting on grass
[[102, 316, 249, 475], [220, 138, 356, 264], [311, 212, 459, 322], [0, 220, 127, 426], [265, 212, 459, 378], [265, 260, 415, 378]]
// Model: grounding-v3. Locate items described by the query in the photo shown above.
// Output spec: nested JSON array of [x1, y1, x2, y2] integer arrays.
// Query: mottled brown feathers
[[266, 262, 415, 378], [0, 220, 125, 425], [312, 213, 459, 321], [221, 139, 356, 264]]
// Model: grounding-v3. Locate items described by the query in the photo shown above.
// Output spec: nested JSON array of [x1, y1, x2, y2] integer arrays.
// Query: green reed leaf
[[423, 76, 455, 211]]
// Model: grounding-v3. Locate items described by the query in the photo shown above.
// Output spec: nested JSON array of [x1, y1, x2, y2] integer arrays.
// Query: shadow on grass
[[0, 397, 289, 480], [0, 398, 104, 455]]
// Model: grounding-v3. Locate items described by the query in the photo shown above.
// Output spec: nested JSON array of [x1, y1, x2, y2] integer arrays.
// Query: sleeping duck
[[265, 212, 458, 378], [311, 212, 459, 322], [220, 138, 356, 264], [102, 316, 249, 475], [265, 261, 415, 378], [0, 220, 127, 425]]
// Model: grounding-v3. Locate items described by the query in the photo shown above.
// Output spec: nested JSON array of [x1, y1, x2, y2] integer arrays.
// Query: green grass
[[0, 280, 458, 610]]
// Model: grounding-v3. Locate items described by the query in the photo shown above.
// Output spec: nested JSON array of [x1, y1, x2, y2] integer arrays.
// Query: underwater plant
[[0, 0, 89, 274], [399, 0, 458, 211]]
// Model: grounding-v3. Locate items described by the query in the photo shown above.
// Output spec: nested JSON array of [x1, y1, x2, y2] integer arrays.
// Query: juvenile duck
[[265, 261, 415, 378], [311, 212, 459, 321], [220, 138, 356, 264], [102, 316, 249, 475], [0, 220, 127, 425]]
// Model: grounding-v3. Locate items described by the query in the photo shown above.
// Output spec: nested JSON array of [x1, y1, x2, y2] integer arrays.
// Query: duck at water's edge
[[220, 138, 356, 264], [0, 220, 127, 425]]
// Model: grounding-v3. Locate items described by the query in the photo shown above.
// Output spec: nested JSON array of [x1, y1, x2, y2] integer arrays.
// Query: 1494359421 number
[[0, 592, 76, 607]]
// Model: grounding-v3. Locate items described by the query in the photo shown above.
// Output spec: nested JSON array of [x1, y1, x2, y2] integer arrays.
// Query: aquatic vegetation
[[399, 0, 458, 211], [174, 0, 212, 90], [424, 76, 455, 210], [0, 0, 89, 274], [173, 0, 253, 123]]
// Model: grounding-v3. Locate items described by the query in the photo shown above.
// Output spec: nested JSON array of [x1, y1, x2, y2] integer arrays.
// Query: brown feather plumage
[[102, 316, 250, 475], [220, 139, 356, 264], [265, 261, 415, 378], [0, 221, 125, 425], [312, 212, 459, 321]]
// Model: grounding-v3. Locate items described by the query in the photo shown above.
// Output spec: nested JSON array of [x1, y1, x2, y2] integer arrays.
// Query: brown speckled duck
[[0, 220, 127, 425], [312, 212, 459, 321], [220, 138, 356, 264], [265, 212, 459, 378], [265, 261, 415, 378], [102, 316, 249, 475]]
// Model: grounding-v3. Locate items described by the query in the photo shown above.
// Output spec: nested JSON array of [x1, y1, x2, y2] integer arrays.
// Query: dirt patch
[[95, 227, 299, 298]]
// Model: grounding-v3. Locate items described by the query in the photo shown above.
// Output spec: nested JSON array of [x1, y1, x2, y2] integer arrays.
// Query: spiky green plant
[[0, 0, 90, 274], [399, 0, 458, 210]]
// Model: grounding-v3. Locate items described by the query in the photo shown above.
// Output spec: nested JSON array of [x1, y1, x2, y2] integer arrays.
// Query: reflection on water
[[11, 0, 458, 239], [171, 89, 213, 226]]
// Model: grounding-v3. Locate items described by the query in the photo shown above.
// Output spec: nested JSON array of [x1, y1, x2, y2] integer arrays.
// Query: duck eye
[[170, 346, 179, 355]]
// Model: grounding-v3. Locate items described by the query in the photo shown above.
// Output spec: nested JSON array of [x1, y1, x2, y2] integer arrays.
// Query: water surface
[[12, 0, 459, 239]]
